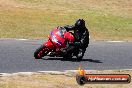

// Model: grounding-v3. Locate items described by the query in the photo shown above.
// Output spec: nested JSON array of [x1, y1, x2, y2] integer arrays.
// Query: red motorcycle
[[34, 27, 85, 60]]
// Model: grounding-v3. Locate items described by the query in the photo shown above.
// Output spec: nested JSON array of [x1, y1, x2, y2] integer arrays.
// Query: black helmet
[[75, 19, 85, 30]]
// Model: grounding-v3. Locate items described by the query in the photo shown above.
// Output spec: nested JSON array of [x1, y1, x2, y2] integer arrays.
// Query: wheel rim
[[38, 48, 48, 58]]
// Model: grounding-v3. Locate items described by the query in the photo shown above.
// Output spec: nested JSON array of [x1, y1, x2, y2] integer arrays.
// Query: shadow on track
[[42, 57, 103, 63]]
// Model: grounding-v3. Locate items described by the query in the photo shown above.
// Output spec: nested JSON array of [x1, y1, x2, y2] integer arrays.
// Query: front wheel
[[34, 45, 49, 59]]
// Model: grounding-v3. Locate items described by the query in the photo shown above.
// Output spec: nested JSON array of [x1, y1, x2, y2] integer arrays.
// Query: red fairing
[[64, 32, 75, 43], [49, 28, 66, 48], [43, 40, 54, 50], [44, 28, 75, 51]]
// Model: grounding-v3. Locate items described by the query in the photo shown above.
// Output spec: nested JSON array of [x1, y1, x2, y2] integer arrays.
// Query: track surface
[[0, 39, 132, 73]]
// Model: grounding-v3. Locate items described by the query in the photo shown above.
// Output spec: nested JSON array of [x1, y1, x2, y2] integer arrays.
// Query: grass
[[0, 0, 132, 40], [0, 70, 132, 88]]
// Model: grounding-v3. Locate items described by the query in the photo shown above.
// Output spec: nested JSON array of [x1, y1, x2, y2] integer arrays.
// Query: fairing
[[49, 28, 66, 48], [44, 27, 75, 50]]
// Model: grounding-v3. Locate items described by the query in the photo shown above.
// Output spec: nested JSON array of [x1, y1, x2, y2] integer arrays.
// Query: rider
[[58, 19, 89, 55], [64, 19, 89, 51]]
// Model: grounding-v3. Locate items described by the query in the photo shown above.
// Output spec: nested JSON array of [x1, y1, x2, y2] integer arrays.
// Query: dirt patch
[[0, 70, 131, 88]]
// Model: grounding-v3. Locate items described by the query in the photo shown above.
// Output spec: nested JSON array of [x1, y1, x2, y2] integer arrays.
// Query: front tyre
[[34, 45, 48, 59]]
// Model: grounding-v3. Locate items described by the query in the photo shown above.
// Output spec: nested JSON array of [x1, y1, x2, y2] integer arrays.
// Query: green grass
[[0, 0, 132, 40]]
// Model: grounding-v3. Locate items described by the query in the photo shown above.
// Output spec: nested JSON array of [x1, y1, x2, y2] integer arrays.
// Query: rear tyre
[[63, 51, 73, 60], [76, 49, 85, 60], [34, 45, 48, 59]]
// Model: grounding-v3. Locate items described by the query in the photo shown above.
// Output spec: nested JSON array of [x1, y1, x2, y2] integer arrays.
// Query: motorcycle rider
[[61, 19, 89, 55], [65, 19, 89, 49]]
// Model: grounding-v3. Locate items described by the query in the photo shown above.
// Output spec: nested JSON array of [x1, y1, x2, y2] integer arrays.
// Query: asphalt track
[[0, 39, 132, 73]]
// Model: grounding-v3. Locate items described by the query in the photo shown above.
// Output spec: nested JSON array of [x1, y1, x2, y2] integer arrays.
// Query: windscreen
[[50, 28, 66, 46]]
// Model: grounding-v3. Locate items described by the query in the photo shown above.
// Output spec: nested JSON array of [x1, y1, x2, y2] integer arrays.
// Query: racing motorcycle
[[34, 27, 86, 60]]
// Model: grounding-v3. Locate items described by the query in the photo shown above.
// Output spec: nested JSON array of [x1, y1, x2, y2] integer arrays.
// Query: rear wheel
[[76, 48, 85, 60], [34, 45, 49, 59], [62, 50, 73, 60]]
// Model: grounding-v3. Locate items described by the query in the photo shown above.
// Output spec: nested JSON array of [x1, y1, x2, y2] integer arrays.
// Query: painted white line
[[38, 71, 65, 75], [16, 39, 28, 41], [107, 41, 125, 43], [13, 72, 34, 75], [0, 69, 132, 76]]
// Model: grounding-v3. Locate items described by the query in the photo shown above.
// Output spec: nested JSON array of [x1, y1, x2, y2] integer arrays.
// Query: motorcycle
[[34, 27, 86, 60]]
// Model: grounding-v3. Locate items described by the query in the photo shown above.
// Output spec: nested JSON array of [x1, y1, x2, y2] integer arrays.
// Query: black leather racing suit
[[64, 25, 89, 50]]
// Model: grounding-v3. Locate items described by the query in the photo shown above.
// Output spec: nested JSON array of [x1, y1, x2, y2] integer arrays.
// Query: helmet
[[75, 19, 85, 30]]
